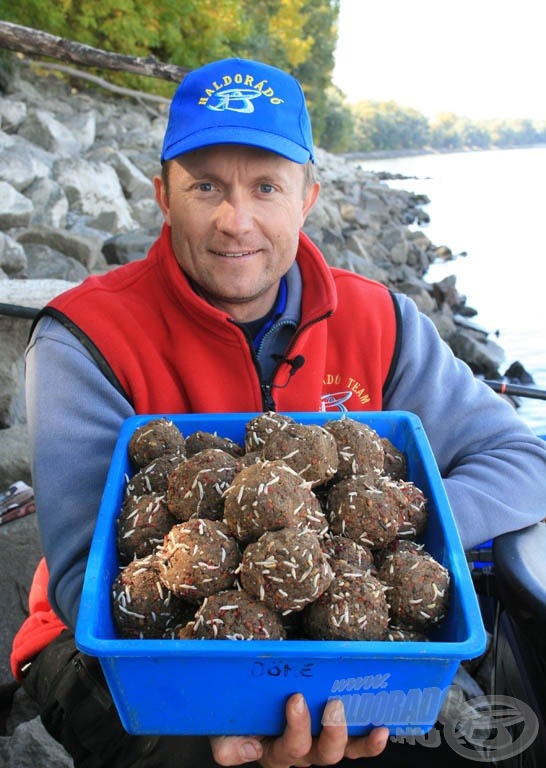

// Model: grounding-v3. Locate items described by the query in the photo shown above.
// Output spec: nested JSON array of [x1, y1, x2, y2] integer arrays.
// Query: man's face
[[154, 144, 319, 322]]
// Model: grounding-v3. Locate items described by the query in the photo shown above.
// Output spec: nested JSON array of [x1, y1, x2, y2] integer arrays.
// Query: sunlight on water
[[358, 148, 546, 433]]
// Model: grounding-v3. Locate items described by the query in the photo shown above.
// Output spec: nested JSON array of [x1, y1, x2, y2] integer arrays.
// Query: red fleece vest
[[11, 226, 398, 678], [43, 225, 397, 413]]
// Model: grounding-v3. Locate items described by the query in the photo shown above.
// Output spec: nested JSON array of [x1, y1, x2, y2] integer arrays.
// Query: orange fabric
[[10, 557, 66, 682]]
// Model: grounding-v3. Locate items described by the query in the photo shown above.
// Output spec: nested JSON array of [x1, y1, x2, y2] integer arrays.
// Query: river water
[[357, 147, 546, 434]]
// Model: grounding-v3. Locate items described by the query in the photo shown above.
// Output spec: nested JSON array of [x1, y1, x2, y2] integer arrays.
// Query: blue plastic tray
[[76, 411, 486, 737]]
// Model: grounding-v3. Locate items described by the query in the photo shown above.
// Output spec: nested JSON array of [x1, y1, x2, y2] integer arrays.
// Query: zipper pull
[[261, 384, 276, 412]]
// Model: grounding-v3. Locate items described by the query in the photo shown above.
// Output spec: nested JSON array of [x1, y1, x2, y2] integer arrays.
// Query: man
[[11, 57, 546, 768]]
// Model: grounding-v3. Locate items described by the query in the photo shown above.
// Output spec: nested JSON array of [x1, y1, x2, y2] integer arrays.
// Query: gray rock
[[26, 178, 69, 229], [381, 225, 409, 265], [4, 685, 39, 734], [103, 229, 159, 265], [125, 146, 162, 181], [0, 99, 27, 133], [18, 108, 81, 157], [95, 150, 154, 201], [63, 111, 97, 153], [0, 425, 31, 483], [0, 235, 27, 276], [131, 197, 164, 229], [54, 157, 136, 233], [0, 278, 78, 310], [0, 716, 74, 767], [0, 145, 51, 192], [17, 226, 103, 271], [23, 243, 89, 282], [0, 182, 33, 228], [344, 232, 374, 260], [450, 329, 505, 378], [305, 196, 345, 234], [0, 316, 33, 428]]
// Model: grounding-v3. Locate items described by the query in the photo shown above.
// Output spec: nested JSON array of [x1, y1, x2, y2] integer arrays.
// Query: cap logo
[[207, 88, 262, 114], [198, 73, 284, 110]]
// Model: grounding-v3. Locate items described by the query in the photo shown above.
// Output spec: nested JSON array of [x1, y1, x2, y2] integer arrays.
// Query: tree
[[0, 0, 246, 94], [320, 86, 354, 153], [292, 0, 340, 147], [429, 113, 463, 150], [0, 0, 338, 118], [350, 100, 429, 152]]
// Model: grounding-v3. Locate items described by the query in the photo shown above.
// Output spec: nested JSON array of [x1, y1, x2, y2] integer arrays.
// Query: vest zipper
[[260, 383, 276, 411], [229, 309, 333, 413]]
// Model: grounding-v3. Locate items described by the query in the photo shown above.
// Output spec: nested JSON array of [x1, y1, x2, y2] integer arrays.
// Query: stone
[[450, 327, 506, 377], [102, 229, 159, 265], [344, 232, 373, 259], [0, 235, 27, 276], [0, 278, 78, 310], [0, 317, 33, 428], [63, 111, 97, 153], [26, 178, 69, 229], [0, 99, 27, 132], [305, 196, 344, 234], [0, 145, 50, 192], [0, 425, 31, 484], [23, 243, 89, 282], [0, 182, 33, 229], [18, 108, 81, 157], [0, 716, 74, 767], [54, 157, 136, 233], [131, 197, 164, 229], [17, 227, 103, 271], [105, 151, 155, 201]]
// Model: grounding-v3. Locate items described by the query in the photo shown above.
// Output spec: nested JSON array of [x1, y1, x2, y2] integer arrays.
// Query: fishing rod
[[0, 302, 40, 319], [2, 302, 546, 402], [483, 379, 546, 402]]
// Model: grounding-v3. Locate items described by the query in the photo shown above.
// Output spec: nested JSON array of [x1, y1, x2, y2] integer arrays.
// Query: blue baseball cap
[[161, 58, 315, 164]]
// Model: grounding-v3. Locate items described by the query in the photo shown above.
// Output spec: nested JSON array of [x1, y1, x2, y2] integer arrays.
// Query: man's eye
[[197, 182, 214, 192], [259, 183, 274, 194]]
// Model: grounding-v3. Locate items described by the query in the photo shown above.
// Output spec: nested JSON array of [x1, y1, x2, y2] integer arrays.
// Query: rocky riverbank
[[0, 59, 509, 475], [0, 57, 510, 765]]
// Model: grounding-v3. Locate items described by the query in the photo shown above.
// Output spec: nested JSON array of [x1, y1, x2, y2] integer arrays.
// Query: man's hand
[[210, 692, 390, 766]]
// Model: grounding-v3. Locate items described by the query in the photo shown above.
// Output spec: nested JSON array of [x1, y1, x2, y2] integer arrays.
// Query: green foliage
[[1, 1, 544, 154], [352, 100, 430, 152], [336, 102, 546, 156], [292, 1, 340, 147], [320, 86, 354, 153], [0, 0, 339, 132]]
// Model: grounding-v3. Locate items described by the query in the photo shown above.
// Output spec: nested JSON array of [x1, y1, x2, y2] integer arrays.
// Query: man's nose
[[215, 194, 254, 235]]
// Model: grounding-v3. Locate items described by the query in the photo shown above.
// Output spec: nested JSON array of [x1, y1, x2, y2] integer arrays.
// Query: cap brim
[[161, 126, 312, 164]]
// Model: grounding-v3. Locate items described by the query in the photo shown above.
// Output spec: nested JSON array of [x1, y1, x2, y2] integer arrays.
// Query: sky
[[333, 0, 546, 121]]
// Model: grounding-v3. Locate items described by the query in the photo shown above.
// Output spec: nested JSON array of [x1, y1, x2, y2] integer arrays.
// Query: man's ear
[[153, 175, 171, 224], [302, 181, 320, 224]]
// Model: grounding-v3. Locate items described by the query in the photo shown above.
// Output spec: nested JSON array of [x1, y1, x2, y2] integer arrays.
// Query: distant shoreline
[[343, 143, 546, 162]]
